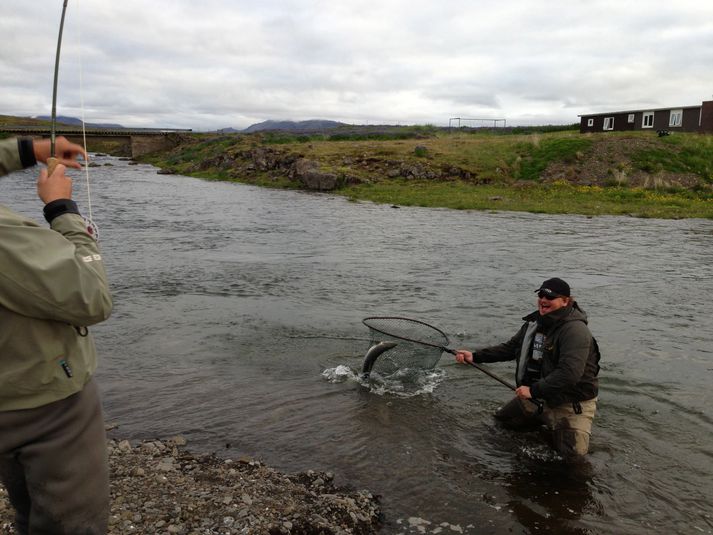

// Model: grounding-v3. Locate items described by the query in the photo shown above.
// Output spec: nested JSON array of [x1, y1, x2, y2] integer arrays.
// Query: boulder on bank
[[290, 159, 339, 191], [249, 147, 296, 172]]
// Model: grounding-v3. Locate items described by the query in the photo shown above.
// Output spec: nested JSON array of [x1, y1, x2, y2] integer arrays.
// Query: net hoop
[[362, 316, 451, 349]]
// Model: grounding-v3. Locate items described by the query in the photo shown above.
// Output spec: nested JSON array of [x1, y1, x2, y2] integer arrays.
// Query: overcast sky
[[3, 0, 713, 131]]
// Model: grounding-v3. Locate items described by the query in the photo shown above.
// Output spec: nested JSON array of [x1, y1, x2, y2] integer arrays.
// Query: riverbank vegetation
[[343, 180, 713, 219], [140, 125, 713, 219], [0, 114, 52, 139], [4, 112, 711, 218]]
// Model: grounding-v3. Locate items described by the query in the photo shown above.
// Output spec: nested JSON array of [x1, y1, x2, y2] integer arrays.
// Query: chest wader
[[494, 397, 542, 431]]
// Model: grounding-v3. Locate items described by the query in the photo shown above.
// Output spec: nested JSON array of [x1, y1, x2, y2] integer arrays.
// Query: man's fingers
[[62, 160, 83, 169], [62, 149, 88, 161], [52, 163, 68, 177], [59, 150, 86, 169]]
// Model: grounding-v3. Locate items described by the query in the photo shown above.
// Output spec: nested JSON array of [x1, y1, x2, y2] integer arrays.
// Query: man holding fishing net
[[455, 278, 600, 459]]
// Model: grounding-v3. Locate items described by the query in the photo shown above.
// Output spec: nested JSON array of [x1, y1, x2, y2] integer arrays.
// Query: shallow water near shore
[[6, 157, 713, 534]]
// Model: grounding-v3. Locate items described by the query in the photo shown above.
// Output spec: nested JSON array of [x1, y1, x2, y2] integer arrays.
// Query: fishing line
[[75, 0, 94, 224], [286, 334, 372, 342]]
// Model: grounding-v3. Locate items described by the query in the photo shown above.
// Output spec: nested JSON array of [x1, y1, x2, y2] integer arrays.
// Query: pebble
[[0, 438, 381, 534]]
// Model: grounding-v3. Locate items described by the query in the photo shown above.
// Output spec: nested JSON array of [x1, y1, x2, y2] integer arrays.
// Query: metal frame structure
[[448, 117, 507, 129]]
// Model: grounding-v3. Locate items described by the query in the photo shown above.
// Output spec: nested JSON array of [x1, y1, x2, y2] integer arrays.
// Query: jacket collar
[[522, 301, 588, 326]]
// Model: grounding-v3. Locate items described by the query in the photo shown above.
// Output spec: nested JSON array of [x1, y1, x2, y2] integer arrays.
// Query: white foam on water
[[321, 365, 445, 397], [321, 364, 357, 383], [520, 443, 562, 462]]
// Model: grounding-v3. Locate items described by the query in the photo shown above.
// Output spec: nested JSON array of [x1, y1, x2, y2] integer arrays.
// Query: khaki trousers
[[0, 379, 108, 535], [494, 396, 597, 458]]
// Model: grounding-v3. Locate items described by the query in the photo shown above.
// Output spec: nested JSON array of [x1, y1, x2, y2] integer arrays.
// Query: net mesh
[[362, 316, 448, 375]]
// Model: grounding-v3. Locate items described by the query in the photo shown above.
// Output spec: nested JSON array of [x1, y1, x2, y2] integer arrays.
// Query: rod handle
[[47, 156, 60, 177]]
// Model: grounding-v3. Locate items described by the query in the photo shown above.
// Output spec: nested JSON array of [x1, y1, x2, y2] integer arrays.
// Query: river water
[[5, 156, 713, 534]]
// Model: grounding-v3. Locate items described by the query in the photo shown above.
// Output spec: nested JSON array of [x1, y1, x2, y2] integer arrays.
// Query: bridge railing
[[0, 126, 192, 136]]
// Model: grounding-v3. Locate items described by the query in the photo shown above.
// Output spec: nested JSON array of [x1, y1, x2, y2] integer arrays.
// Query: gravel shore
[[0, 437, 381, 534]]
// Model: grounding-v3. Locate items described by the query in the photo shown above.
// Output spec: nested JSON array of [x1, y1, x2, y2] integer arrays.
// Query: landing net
[[362, 316, 449, 375]]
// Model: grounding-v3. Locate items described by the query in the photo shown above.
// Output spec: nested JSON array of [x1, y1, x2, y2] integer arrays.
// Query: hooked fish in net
[[361, 316, 449, 376]]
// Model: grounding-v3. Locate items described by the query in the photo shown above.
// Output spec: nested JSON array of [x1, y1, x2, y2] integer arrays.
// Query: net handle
[[465, 361, 542, 411]]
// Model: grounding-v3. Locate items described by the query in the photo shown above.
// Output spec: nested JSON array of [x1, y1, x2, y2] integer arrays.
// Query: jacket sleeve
[[0, 212, 112, 326], [474, 324, 527, 363], [0, 138, 35, 176], [529, 321, 591, 399]]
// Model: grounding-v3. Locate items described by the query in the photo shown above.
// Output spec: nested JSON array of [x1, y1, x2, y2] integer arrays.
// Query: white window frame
[[603, 117, 614, 131], [627, 114, 635, 123], [642, 111, 654, 128], [669, 109, 683, 127], [587, 118, 594, 127]]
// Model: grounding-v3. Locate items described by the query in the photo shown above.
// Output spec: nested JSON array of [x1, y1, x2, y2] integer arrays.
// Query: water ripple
[[4, 156, 713, 534]]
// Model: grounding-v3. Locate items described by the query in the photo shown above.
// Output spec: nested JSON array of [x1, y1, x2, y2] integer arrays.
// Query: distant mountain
[[216, 127, 241, 133], [34, 115, 125, 129], [243, 119, 347, 133]]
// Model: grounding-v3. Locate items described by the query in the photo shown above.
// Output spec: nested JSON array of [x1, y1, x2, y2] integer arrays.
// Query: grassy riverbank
[[4, 111, 710, 218], [140, 126, 713, 219], [343, 180, 713, 219]]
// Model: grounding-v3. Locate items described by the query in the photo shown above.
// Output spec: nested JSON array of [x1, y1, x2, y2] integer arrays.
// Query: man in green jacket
[[0, 136, 113, 534], [455, 278, 600, 459]]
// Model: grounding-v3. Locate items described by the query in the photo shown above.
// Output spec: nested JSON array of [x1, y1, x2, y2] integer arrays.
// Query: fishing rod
[[48, 0, 69, 177], [47, 1, 98, 241], [47, 0, 98, 333]]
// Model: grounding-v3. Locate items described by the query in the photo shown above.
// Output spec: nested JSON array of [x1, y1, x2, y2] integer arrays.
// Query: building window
[[587, 118, 594, 127], [642, 112, 654, 128], [669, 109, 683, 127], [603, 117, 614, 131], [628, 114, 635, 123]]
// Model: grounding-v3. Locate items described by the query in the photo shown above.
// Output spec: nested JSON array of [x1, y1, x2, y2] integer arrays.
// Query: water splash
[[321, 365, 445, 398], [321, 364, 356, 383]]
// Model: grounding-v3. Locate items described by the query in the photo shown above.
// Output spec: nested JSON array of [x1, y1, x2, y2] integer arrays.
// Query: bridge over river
[[0, 126, 192, 158]]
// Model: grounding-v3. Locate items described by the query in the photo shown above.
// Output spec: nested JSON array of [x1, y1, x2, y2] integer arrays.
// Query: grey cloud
[[3, 0, 713, 129]]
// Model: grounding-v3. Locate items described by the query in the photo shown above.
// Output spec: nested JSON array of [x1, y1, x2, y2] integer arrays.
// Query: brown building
[[579, 100, 713, 133]]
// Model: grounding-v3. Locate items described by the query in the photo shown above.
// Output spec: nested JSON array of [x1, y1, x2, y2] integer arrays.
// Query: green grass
[[258, 124, 442, 144], [342, 180, 713, 219], [455, 123, 580, 135], [0, 114, 53, 127], [631, 135, 713, 181], [0, 115, 53, 139], [515, 136, 592, 180], [255, 124, 582, 144]]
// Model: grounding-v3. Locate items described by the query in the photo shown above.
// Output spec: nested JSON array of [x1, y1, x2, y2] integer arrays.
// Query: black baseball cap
[[535, 277, 571, 298]]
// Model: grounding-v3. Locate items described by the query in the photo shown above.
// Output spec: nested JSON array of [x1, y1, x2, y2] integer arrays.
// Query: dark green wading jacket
[[474, 302, 600, 406], [1, 137, 112, 411]]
